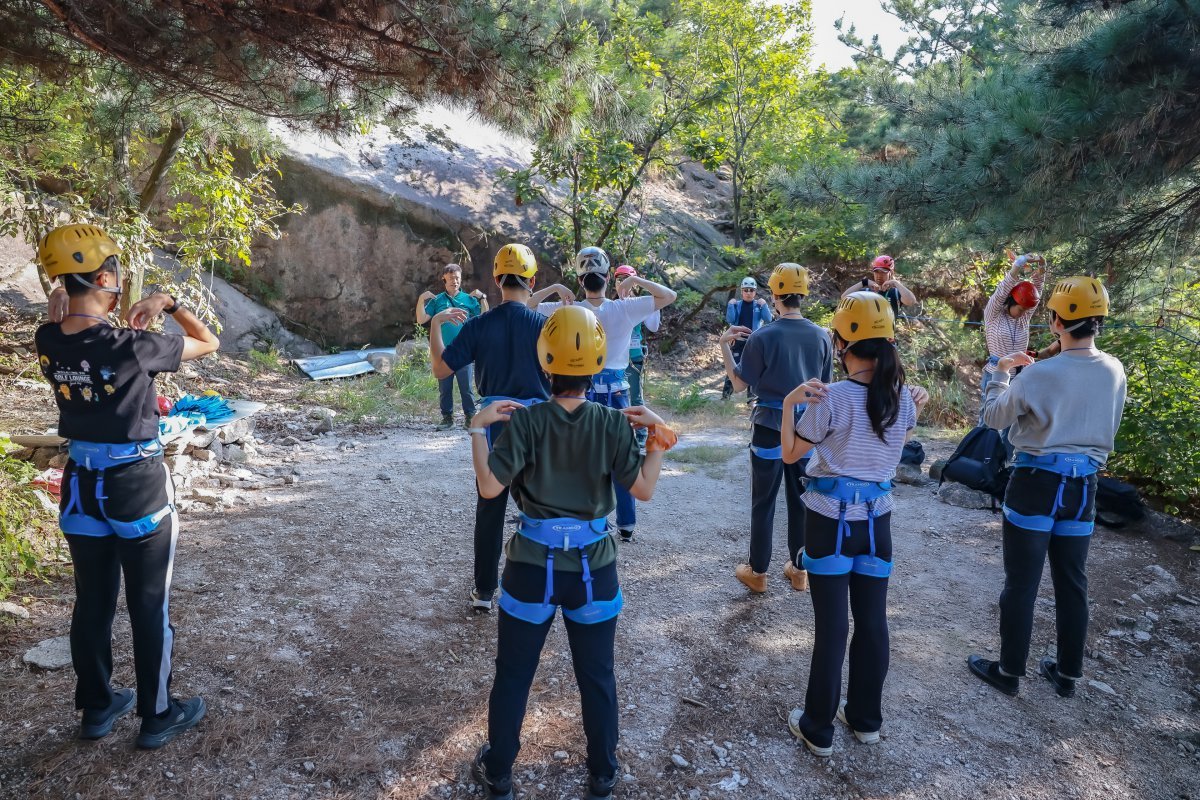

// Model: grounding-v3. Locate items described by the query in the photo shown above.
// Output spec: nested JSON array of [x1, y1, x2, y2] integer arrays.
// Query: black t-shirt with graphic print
[[35, 323, 185, 444]]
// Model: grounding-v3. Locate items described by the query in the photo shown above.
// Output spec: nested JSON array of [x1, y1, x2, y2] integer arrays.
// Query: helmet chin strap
[[70, 267, 122, 296]]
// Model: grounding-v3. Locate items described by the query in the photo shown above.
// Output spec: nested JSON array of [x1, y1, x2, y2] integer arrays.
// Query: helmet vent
[[73, 252, 84, 263]]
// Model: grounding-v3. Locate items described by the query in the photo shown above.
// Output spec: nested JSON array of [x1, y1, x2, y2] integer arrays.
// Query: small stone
[[312, 410, 335, 434], [1088, 680, 1118, 696], [1130, 593, 1145, 604], [936, 483, 996, 510], [376, 473, 392, 482], [222, 444, 247, 464], [192, 488, 221, 506], [24, 636, 72, 669], [48, 453, 68, 469], [1106, 629, 1124, 638], [1144, 611, 1159, 622], [671, 754, 690, 769], [711, 744, 728, 760], [1133, 630, 1151, 642], [193, 449, 216, 463], [280, 436, 300, 447], [0, 601, 31, 619], [303, 761, 316, 773], [553, 750, 569, 761]]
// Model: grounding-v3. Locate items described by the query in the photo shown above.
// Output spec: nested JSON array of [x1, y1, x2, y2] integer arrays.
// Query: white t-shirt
[[537, 296, 657, 371]]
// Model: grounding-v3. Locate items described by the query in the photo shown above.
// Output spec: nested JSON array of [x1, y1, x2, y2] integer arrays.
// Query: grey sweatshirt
[[982, 350, 1127, 465], [734, 317, 833, 430]]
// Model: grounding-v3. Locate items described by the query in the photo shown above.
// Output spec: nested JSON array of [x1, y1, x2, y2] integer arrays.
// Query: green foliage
[[298, 348, 440, 425], [0, 438, 60, 598], [893, 300, 987, 428], [247, 345, 289, 376]]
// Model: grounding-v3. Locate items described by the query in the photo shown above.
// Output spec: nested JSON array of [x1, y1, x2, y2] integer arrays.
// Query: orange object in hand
[[645, 424, 678, 453]]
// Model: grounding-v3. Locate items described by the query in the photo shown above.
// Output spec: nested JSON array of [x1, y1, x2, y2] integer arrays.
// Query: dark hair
[[581, 272, 607, 292], [64, 255, 119, 297], [498, 274, 528, 289], [1003, 294, 1019, 311], [1052, 311, 1103, 339], [550, 374, 592, 395], [837, 334, 905, 441], [778, 294, 802, 309], [443, 264, 462, 275]]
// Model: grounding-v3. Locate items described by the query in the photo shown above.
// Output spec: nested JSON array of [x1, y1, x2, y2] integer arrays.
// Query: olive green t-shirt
[[489, 400, 643, 571]]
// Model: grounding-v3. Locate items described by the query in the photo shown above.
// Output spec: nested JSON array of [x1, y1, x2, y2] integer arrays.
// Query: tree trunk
[[112, 126, 141, 318], [139, 114, 189, 213], [731, 164, 743, 248]]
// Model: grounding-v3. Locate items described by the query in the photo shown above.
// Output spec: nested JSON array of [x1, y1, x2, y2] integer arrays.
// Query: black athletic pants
[[61, 456, 178, 718], [484, 560, 620, 787], [998, 468, 1095, 680], [722, 340, 754, 399], [748, 424, 806, 573], [475, 419, 514, 597], [798, 510, 891, 748]]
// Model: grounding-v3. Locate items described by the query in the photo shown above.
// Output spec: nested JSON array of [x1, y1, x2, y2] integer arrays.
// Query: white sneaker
[[837, 701, 880, 744], [787, 708, 832, 757], [470, 589, 494, 613]]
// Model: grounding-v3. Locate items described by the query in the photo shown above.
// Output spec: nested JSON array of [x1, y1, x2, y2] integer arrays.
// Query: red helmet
[[871, 255, 894, 271], [614, 264, 637, 278], [1011, 280, 1040, 308]]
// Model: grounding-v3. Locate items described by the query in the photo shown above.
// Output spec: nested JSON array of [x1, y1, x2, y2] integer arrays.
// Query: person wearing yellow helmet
[[33, 223, 219, 749], [527, 246, 676, 542], [429, 243, 552, 613], [719, 263, 832, 595], [777, 291, 929, 758], [968, 276, 1126, 701], [465, 305, 674, 800]]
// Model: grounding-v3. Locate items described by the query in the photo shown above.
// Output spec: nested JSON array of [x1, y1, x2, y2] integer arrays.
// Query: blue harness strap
[[591, 368, 630, 394], [1004, 452, 1099, 537], [747, 402, 806, 461], [497, 514, 622, 625], [60, 440, 173, 539], [802, 477, 894, 577]]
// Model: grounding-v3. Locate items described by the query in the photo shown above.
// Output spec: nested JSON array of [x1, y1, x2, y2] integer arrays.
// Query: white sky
[[809, 1, 910, 71]]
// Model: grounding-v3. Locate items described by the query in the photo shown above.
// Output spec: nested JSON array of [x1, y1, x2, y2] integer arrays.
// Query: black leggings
[[797, 510, 891, 748], [748, 424, 806, 572], [483, 560, 620, 788]]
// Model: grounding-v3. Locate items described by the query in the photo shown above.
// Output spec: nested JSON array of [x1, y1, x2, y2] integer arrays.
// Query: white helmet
[[575, 246, 610, 277], [740, 276, 758, 290]]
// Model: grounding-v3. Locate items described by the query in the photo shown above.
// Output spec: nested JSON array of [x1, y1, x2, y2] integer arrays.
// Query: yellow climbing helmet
[[538, 305, 607, 376], [38, 223, 122, 279], [493, 243, 538, 278], [832, 291, 896, 342], [1046, 276, 1109, 320], [769, 263, 809, 296]]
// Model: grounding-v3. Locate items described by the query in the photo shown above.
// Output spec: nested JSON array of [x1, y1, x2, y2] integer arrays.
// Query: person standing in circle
[[416, 263, 488, 430], [841, 255, 917, 322], [980, 251, 1051, 423], [614, 264, 661, 449], [722, 276, 772, 401], [968, 276, 1126, 700], [779, 291, 928, 757], [35, 223, 218, 749]]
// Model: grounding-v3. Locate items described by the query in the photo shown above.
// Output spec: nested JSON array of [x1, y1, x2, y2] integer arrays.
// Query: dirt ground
[[2, 387, 1200, 799]]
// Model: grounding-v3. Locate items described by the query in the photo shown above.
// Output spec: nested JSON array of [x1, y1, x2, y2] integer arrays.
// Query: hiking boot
[[79, 688, 135, 740], [787, 708, 832, 757], [967, 655, 1019, 697], [618, 528, 635, 543], [735, 564, 768, 594], [836, 700, 880, 745], [136, 696, 206, 749], [435, 415, 454, 431], [783, 562, 808, 592], [721, 386, 732, 401], [471, 745, 514, 800], [587, 773, 618, 800], [471, 589, 495, 613], [1039, 657, 1076, 698]]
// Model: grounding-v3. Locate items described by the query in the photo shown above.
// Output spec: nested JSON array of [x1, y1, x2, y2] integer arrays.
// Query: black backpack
[[941, 425, 1011, 501], [1095, 477, 1145, 529], [900, 440, 925, 466]]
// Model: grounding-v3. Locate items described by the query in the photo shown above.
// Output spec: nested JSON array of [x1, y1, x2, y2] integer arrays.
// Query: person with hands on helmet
[[527, 246, 676, 542], [841, 255, 916, 321], [613, 265, 661, 448], [416, 263, 488, 430], [722, 276, 772, 401], [429, 243, 551, 613], [980, 251, 1050, 422], [968, 276, 1126, 701], [719, 263, 832, 595], [34, 223, 218, 749], [777, 291, 928, 758], [466, 305, 675, 800]]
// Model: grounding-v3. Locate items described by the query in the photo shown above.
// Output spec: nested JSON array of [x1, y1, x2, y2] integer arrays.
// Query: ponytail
[[845, 337, 905, 441]]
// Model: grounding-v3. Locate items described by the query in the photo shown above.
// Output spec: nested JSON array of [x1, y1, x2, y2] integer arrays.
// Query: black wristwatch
[[163, 295, 180, 315]]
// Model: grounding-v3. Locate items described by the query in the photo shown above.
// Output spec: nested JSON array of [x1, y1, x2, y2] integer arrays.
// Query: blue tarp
[[293, 348, 397, 381]]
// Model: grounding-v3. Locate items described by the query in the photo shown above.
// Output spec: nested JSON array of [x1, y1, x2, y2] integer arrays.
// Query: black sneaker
[[587, 773, 618, 800], [471, 744, 514, 800], [136, 696, 206, 749], [1039, 657, 1076, 698], [435, 416, 454, 431], [618, 529, 634, 543], [967, 655, 1019, 697], [79, 688, 135, 740]]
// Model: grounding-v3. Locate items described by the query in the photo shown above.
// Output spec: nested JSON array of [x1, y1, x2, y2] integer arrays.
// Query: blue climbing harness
[[748, 400, 805, 460], [60, 440, 173, 539], [1004, 451, 1099, 536], [497, 513, 624, 625], [479, 396, 543, 448], [591, 368, 630, 394], [801, 476, 893, 578]]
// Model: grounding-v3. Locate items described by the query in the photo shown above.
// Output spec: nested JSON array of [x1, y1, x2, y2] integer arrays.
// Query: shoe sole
[[787, 709, 832, 757], [836, 703, 880, 745], [79, 690, 136, 740], [135, 698, 206, 750], [967, 657, 1019, 697], [1038, 658, 1076, 698], [735, 570, 767, 594], [471, 755, 514, 800]]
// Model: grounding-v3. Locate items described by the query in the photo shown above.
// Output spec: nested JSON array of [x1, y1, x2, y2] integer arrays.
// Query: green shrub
[[298, 346, 439, 424], [0, 438, 59, 598]]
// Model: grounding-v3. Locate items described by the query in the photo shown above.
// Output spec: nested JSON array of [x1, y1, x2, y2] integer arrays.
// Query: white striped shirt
[[795, 381, 918, 520], [983, 267, 1045, 372]]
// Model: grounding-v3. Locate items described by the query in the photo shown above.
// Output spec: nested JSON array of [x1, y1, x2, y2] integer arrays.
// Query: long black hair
[[838, 335, 906, 441]]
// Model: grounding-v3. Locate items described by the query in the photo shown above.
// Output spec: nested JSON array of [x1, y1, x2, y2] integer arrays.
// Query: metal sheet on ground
[[293, 348, 396, 381]]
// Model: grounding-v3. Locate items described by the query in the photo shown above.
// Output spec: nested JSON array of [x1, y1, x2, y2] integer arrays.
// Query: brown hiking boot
[[783, 562, 808, 592], [735, 564, 768, 594]]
